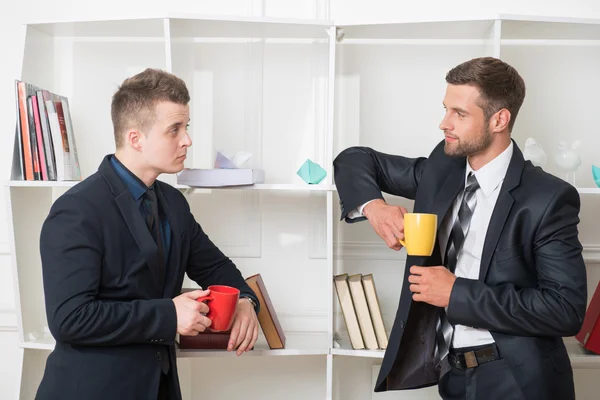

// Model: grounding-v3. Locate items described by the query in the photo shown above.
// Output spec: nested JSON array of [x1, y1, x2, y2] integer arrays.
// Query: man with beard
[[333, 57, 587, 400]]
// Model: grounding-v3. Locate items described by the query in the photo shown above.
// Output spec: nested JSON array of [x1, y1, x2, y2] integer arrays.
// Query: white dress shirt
[[349, 141, 514, 348]]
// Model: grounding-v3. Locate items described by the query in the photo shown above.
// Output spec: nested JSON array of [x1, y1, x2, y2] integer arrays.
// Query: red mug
[[196, 285, 240, 331]]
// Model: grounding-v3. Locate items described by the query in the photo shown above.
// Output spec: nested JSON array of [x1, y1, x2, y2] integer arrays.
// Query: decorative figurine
[[554, 140, 581, 185]]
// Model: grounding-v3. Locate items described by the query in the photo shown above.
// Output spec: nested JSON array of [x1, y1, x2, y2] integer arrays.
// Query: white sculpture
[[523, 137, 547, 167], [554, 140, 582, 185]]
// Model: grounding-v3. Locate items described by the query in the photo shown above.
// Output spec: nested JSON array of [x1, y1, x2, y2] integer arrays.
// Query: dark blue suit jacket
[[35, 155, 258, 400]]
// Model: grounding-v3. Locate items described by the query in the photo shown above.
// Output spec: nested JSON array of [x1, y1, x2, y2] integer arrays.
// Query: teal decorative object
[[593, 165, 600, 188], [297, 159, 326, 184]]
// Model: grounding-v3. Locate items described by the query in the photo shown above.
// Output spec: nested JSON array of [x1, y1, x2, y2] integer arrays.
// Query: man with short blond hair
[[36, 68, 260, 400]]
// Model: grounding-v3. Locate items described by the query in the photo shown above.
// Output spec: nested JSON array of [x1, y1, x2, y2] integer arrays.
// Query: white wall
[[2, 1, 600, 399]]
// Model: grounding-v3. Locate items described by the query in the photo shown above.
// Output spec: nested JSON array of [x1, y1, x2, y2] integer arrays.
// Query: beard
[[444, 126, 493, 158]]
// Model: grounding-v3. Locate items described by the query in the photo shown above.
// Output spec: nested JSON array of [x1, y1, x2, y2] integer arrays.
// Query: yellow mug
[[398, 213, 437, 256]]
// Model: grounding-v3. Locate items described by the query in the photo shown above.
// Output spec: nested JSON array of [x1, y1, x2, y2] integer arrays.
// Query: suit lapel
[[431, 160, 465, 233], [99, 156, 164, 292], [479, 141, 524, 281], [115, 193, 165, 291]]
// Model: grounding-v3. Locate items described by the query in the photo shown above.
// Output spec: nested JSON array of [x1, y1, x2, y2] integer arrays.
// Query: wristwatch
[[241, 296, 258, 310]]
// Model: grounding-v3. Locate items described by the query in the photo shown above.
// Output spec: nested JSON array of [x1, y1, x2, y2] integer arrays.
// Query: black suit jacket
[[333, 140, 587, 400], [35, 155, 257, 400]]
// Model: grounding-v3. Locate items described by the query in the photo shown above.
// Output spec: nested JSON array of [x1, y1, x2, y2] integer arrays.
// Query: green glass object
[[297, 159, 326, 184], [593, 165, 600, 188]]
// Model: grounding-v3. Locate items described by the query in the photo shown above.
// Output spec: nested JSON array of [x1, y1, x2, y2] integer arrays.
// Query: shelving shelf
[[21, 336, 598, 369], [330, 338, 600, 369], [18, 332, 331, 356], [7, 11, 600, 400], [27, 13, 334, 39], [6, 181, 600, 195], [4, 181, 337, 192]]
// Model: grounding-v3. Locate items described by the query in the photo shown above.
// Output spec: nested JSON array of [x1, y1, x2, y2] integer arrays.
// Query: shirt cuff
[[348, 199, 377, 219]]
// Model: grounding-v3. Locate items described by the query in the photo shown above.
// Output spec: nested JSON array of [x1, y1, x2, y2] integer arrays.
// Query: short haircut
[[445, 57, 526, 131], [111, 68, 190, 147]]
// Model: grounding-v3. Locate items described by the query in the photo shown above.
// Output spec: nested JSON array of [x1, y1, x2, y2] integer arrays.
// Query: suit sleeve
[[184, 199, 259, 313], [333, 146, 430, 222], [447, 184, 587, 337], [41, 194, 177, 346]]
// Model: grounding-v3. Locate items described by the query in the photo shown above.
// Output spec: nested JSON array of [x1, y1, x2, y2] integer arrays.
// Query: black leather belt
[[448, 343, 501, 370]]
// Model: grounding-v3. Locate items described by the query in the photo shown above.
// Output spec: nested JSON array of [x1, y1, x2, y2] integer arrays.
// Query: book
[[178, 330, 231, 350], [245, 273, 286, 349], [334, 273, 365, 350], [347, 274, 379, 350], [12, 79, 81, 181], [576, 280, 600, 354], [362, 274, 388, 349]]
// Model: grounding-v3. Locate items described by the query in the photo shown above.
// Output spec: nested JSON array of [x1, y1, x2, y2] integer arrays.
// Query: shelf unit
[[5, 12, 600, 400]]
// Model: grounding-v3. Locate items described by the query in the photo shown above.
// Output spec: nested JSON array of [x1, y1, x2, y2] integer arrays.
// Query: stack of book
[[334, 273, 388, 350], [13, 80, 81, 182]]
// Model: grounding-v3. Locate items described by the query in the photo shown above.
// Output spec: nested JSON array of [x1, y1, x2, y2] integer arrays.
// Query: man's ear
[[126, 129, 143, 151], [490, 109, 511, 133]]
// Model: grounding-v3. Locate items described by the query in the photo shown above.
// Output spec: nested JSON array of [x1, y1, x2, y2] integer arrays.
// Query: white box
[[176, 168, 265, 187]]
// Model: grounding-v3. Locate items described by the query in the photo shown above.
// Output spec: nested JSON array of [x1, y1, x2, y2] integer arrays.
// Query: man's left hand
[[228, 299, 259, 355], [408, 266, 456, 308]]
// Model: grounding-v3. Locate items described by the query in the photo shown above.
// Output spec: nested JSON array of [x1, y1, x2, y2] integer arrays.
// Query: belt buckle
[[463, 351, 478, 368]]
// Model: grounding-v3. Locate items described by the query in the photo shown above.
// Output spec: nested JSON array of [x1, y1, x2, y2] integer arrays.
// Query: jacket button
[[400, 320, 405, 329]]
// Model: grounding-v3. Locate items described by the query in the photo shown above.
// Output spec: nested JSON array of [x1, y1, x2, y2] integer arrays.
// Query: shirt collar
[[109, 154, 150, 201], [466, 141, 513, 198]]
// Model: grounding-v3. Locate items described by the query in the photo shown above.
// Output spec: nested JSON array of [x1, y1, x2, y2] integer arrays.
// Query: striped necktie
[[435, 172, 480, 365]]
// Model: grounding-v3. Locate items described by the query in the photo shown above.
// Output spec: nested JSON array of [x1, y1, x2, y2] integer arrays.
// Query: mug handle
[[196, 295, 214, 303], [196, 295, 214, 317], [398, 239, 406, 247]]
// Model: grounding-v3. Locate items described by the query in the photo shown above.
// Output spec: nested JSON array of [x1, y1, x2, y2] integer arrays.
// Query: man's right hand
[[363, 199, 408, 251], [172, 289, 212, 336]]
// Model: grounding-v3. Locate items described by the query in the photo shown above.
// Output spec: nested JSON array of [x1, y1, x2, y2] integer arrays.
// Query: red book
[[179, 330, 230, 350], [576, 280, 600, 354]]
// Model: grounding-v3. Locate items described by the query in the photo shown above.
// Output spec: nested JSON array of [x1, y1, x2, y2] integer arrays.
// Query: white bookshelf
[[5, 12, 600, 400], [331, 12, 600, 400]]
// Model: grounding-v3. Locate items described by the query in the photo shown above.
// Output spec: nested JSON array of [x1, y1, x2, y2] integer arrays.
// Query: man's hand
[[408, 266, 456, 308], [228, 299, 259, 356], [363, 199, 408, 250], [172, 289, 212, 336]]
